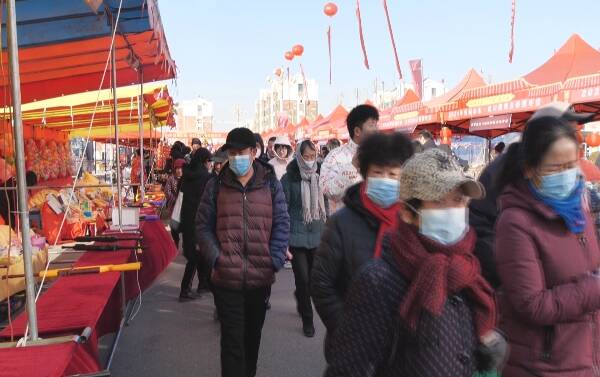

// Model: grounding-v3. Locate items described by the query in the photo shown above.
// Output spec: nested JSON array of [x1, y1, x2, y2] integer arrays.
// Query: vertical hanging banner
[[382, 0, 402, 79], [356, 0, 370, 69], [509, 0, 516, 63], [409, 59, 423, 99], [327, 26, 332, 84]]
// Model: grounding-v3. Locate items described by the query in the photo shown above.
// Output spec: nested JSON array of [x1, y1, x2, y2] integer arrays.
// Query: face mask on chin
[[419, 207, 468, 245]]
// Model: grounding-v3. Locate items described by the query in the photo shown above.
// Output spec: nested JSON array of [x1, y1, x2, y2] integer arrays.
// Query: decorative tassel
[[356, 0, 370, 69], [383, 0, 402, 79], [509, 0, 516, 63]]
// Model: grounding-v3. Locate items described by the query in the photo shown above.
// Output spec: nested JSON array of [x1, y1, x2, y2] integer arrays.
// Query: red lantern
[[587, 133, 600, 147], [284, 51, 295, 61], [440, 126, 452, 139], [292, 44, 304, 57], [324, 2, 338, 17], [441, 137, 451, 145]]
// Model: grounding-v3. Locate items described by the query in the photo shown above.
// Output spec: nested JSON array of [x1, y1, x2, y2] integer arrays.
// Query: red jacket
[[495, 180, 600, 377]]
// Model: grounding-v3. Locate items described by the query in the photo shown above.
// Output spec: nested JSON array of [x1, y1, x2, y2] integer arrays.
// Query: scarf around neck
[[528, 179, 586, 234], [391, 220, 496, 338], [296, 149, 326, 224], [360, 183, 400, 258]]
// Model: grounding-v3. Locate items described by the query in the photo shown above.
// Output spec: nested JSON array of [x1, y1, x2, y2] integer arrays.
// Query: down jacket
[[195, 159, 290, 290], [495, 179, 600, 377], [280, 159, 326, 250], [311, 182, 379, 332]]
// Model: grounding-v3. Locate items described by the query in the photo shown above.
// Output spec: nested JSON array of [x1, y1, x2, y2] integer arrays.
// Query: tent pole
[[111, 24, 123, 229], [138, 68, 144, 202], [6, 0, 38, 340]]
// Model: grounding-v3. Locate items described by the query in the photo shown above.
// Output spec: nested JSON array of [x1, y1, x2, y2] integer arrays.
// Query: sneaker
[[302, 321, 315, 338], [284, 261, 293, 269], [178, 291, 196, 302]]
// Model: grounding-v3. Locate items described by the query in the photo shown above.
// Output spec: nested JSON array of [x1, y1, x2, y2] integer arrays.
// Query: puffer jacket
[[280, 159, 325, 250], [311, 182, 379, 332], [495, 179, 600, 377], [324, 245, 478, 377], [195, 159, 290, 290]]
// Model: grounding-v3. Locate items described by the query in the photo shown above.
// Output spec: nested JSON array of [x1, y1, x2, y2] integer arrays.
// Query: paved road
[[107, 254, 327, 377]]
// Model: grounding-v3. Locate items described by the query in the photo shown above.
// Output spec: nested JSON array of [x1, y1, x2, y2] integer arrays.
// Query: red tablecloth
[[0, 218, 177, 376]]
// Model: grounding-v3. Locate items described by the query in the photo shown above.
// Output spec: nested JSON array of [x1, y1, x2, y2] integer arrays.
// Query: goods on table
[[0, 157, 15, 183], [25, 139, 74, 181]]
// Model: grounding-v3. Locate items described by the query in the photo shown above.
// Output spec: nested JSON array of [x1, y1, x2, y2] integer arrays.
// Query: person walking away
[[196, 127, 289, 377], [494, 115, 600, 377], [320, 104, 379, 213], [179, 147, 213, 301], [281, 139, 326, 338], [418, 129, 437, 150], [254, 133, 269, 163], [130, 148, 142, 201], [165, 158, 185, 247], [325, 148, 507, 377], [312, 133, 414, 337], [268, 135, 293, 180]]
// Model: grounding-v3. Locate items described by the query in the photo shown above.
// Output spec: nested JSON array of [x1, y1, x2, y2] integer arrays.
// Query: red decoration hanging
[[285, 51, 295, 61], [324, 2, 338, 17], [440, 127, 452, 139], [509, 0, 516, 63], [274, 68, 282, 77], [292, 44, 304, 57], [355, 0, 370, 69], [441, 136, 452, 145], [382, 0, 402, 79], [327, 26, 332, 84], [587, 133, 600, 147]]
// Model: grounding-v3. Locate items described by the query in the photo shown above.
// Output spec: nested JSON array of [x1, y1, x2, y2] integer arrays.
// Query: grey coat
[[280, 159, 325, 250]]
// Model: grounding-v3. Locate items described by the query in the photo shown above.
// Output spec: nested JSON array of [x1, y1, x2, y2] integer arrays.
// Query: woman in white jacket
[[269, 135, 294, 180]]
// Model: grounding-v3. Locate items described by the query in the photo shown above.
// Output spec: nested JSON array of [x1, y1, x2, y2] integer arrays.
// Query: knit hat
[[400, 148, 484, 201]]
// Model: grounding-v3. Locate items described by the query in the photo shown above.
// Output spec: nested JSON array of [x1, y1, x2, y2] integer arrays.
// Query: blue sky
[[159, 0, 600, 131]]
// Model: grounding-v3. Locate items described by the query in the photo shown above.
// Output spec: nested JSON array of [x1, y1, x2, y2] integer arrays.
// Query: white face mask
[[419, 207, 468, 245], [303, 158, 316, 168]]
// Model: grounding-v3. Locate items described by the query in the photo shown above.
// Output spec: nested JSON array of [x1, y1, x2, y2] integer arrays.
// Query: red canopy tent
[[308, 105, 348, 141]]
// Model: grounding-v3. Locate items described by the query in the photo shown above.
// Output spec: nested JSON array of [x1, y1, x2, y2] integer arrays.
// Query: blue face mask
[[366, 177, 400, 208], [537, 167, 579, 200], [228, 155, 252, 177], [419, 207, 468, 245]]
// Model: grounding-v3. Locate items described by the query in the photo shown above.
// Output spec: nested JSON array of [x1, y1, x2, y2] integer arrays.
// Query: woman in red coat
[[495, 115, 600, 377]]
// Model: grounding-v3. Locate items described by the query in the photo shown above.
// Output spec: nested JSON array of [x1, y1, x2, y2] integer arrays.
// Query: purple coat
[[495, 180, 600, 377]]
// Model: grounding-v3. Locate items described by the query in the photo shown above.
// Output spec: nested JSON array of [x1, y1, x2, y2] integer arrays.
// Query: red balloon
[[324, 2, 338, 17], [587, 133, 600, 147], [292, 44, 304, 57], [285, 51, 295, 61], [274, 68, 282, 77]]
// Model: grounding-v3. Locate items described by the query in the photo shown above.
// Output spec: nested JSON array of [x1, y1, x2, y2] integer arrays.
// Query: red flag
[[409, 59, 423, 99], [327, 26, 332, 84], [383, 0, 402, 79], [356, 0, 370, 70], [509, 0, 516, 63], [299, 62, 309, 100]]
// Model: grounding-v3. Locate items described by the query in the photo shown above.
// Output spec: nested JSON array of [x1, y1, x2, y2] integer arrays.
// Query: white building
[[253, 72, 319, 133], [373, 78, 447, 109], [176, 97, 214, 134]]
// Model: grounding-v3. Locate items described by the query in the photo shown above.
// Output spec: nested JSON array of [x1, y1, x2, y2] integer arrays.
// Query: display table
[[0, 217, 177, 376]]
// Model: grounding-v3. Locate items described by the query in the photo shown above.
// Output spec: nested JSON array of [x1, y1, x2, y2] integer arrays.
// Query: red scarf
[[391, 220, 496, 337], [360, 183, 400, 258]]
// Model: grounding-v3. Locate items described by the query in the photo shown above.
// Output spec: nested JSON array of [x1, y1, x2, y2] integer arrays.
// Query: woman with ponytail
[[495, 116, 600, 377]]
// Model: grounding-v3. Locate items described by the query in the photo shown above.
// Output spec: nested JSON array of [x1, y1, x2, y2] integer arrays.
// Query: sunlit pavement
[[105, 254, 327, 377]]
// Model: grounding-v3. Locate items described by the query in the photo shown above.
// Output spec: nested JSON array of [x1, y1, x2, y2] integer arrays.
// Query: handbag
[[169, 191, 183, 231]]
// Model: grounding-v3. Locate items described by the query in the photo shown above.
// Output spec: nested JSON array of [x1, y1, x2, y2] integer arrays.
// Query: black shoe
[[178, 292, 196, 302], [303, 321, 315, 338], [196, 286, 210, 295]]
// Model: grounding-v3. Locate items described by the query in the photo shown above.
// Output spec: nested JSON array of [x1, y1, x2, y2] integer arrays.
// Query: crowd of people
[[161, 101, 600, 377]]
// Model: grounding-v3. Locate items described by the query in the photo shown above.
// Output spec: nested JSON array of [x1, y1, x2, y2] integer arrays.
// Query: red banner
[[356, 0, 370, 69], [327, 26, 332, 84], [470, 114, 512, 132], [509, 0, 516, 63], [383, 0, 402, 79], [409, 59, 423, 99]]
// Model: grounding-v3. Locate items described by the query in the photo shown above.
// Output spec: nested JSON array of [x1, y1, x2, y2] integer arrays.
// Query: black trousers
[[179, 228, 206, 294], [212, 286, 271, 377], [290, 247, 315, 323], [171, 228, 180, 248]]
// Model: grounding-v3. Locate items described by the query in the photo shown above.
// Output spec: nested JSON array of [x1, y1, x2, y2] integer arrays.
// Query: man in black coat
[[178, 147, 213, 301]]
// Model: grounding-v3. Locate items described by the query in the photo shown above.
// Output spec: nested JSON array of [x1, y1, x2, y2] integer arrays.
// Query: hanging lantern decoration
[[324, 2, 338, 17], [323, 2, 338, 85], [440, 127, 452, 139], [285, 51, 295, 61], [440, 137, 451, 146], [586, 133, 600, 147], [292, 44, 304, 57]]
